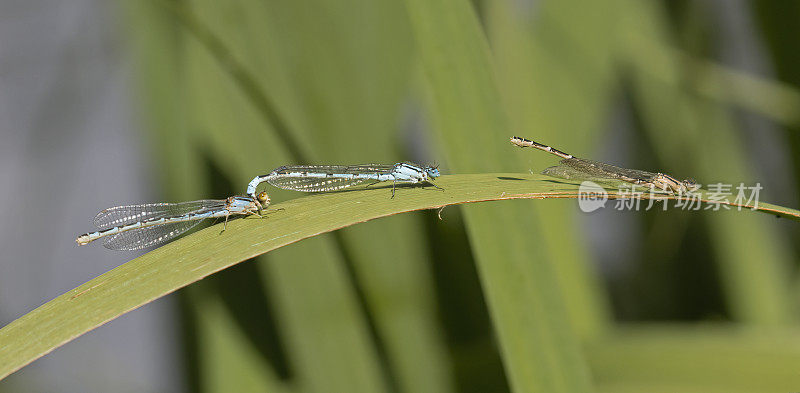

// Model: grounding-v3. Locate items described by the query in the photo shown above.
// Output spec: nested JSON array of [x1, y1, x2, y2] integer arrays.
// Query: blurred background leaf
[[1, 0, 798, 392]]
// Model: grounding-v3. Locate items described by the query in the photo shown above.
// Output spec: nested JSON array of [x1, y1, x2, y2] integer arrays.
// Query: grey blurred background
[[0, 1, 177, 392]]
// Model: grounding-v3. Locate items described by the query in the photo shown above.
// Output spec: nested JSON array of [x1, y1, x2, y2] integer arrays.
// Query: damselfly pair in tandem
[[510, 136, 698, 194], [76, 162, 440, 250]]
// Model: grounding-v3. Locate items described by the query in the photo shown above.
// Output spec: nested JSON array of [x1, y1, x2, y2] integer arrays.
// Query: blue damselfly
[[76, 192, 271, 250], [246, 162, 441, 199]]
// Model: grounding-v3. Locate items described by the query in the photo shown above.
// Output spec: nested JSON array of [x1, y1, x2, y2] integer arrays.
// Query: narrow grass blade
[[403, 0, 597, 391], [487, 0, 616, 339], [1, 174, 798, 381]]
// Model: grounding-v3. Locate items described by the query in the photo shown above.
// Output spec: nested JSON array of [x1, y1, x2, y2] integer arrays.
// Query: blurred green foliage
[[117, 0, 800, 392]]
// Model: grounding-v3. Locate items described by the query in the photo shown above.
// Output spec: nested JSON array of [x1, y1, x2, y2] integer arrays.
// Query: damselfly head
[[256, 191, 271, 208], [426, 166, 441, 179]]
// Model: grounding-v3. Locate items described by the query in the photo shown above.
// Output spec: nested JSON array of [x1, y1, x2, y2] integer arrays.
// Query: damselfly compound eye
[[257, 191, 270, 206]]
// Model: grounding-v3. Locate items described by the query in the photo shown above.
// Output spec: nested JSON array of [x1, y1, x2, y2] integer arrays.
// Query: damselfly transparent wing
[[93, 200, 226, 230], [272, 164, 397, 175], [101, 219, 207, 251], [542, 163, 600, 180], [267, 177, 373, 192], [267, 164, 396, 192], [541, 164, 633, 189], [548, 158, 658, 185]]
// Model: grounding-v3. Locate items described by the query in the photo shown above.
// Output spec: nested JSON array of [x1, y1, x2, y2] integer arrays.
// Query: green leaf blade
[[1, 174, 796, 381]]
